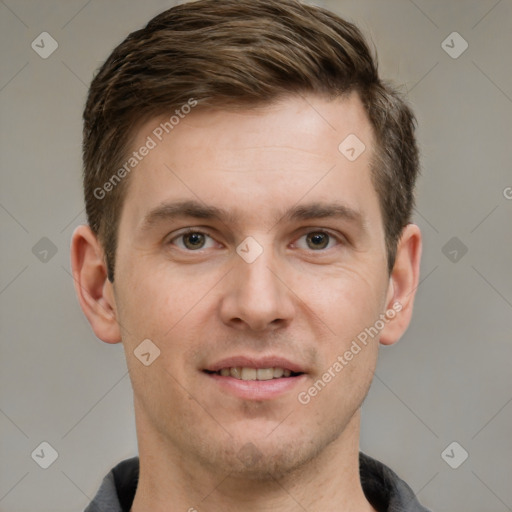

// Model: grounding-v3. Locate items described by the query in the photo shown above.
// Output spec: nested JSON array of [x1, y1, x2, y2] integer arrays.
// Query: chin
[[208, 444, 310, 480], [192, 424, 341, 481]]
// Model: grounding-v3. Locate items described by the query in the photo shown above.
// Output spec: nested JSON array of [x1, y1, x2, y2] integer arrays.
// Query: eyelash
[[167, 228, 345, 252]]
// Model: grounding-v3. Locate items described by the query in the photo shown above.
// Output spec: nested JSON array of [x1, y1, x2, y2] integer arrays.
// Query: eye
[[294, 231, 341, 251], [168, 229, 217, 251]]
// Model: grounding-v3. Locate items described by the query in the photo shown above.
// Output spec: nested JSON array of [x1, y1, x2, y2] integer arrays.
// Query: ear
[[379, 223, 422, 346], [70, 224, 122, 344]]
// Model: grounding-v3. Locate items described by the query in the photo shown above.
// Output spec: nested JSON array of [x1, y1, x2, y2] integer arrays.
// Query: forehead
[[119, 92, 380, 232]]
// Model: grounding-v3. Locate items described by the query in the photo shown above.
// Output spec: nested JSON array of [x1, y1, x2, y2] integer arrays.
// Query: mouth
[[203, 367, 304, 380], [202, 356, 307, 400]]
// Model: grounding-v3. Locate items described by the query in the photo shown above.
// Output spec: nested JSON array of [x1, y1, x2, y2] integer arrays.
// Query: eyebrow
[[139, 199, 368, 234]]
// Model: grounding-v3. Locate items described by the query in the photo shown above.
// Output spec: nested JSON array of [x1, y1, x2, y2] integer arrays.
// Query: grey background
[[0, 0, 511, 511]]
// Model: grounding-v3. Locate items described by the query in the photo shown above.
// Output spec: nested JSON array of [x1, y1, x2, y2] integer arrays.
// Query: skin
[[71, 91, 421, 512]]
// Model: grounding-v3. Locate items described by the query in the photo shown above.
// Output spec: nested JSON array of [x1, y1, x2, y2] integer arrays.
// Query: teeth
[[241, 367, 257, 380], [273, 367, 284, 378], [218, 367, 297, 380], [230, 367, 242, 379], [256, 368, 274, 380]]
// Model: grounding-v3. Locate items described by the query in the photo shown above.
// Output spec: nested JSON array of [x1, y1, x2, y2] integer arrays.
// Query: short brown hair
[[83, 0, 419, 281]]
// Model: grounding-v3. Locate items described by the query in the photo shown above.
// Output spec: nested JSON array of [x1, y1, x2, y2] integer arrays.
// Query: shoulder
[[359, 452, 433, 512], [84, 457, 139, 512]]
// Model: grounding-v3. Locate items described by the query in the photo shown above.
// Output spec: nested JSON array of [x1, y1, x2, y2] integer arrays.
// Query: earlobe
[[70, 225, 122, 344], [379, 223, 422, 346]]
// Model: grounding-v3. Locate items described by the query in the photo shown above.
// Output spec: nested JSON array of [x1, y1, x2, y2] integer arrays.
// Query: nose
[[219, 244, 295, 332]]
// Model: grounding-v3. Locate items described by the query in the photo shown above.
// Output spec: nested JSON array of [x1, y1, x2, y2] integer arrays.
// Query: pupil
[[308, 232, 328, 249], [185, 233, 204, 249]]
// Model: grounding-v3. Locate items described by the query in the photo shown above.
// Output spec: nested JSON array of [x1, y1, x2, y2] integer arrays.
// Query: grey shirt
[[85, 452, 432, 511]]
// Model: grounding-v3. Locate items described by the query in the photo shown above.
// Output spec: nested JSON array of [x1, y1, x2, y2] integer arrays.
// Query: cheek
[[303, 264, 386, 340], [118, 268, 207, 411], [115, 263, 224, 392], [117, 261, 212, 336], [297, 273, 381, 416]]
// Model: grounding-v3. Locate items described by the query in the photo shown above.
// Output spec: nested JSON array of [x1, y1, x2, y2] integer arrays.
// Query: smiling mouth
[[203, 367, 304, 381]]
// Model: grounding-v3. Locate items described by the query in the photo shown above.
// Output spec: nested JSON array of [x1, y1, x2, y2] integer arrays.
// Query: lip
[[202, 355, 308, 401], [204, 371, 307, 401], [204, 355, 306, 374]]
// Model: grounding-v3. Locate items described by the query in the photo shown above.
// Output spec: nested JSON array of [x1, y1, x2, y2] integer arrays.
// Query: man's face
[[112, 92, 392, 477]]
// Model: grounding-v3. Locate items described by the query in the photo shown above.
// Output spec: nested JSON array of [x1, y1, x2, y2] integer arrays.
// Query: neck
[[131, 409, 376, 512]]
